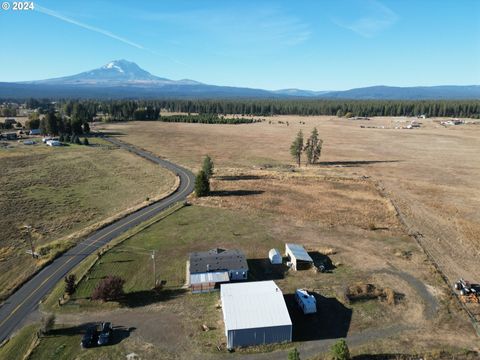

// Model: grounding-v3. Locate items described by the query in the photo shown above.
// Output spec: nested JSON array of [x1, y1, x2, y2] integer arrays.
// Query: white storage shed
[[285, 243, 313, 271], [221, 281, 292, 349], [268, 248, 282, 265]]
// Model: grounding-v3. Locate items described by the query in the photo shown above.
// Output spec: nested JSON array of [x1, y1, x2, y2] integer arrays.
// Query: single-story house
[[285, 243, 313, 271], [221, 280, 292, 349], [188, 248, 248, 293]]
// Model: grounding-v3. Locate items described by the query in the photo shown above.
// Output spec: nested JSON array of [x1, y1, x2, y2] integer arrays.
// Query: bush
[[288, 347, 301, 360], [345, 112, 353, 119], [330, 339, 350, 360], [83, 138, 89, 145], [64, 134, 71, 143], [91, 275, 125, 301], [59, 134, 64, 142], [195, 170, 210, 197], [74, 136, 81, 145], [64, 274, 76, 296], [40, 314, 55, 335]]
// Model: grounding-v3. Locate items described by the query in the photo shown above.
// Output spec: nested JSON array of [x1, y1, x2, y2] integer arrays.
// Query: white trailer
[[295, 289, 316, 314]]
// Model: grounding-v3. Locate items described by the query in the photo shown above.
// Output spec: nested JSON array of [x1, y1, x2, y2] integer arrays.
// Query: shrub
[[83, 138, 89, 145], [91, 275, 125, 301], [330, 339, 350, 360], [288, 347, 301, 360], [58, 134, 64, 142], [64, 274, 76, 296], [74, 136, 81, 145]]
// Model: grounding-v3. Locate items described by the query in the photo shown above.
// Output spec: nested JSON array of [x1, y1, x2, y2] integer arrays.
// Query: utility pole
[[151, 250, 156, 288], [23, 225, 35, 258]]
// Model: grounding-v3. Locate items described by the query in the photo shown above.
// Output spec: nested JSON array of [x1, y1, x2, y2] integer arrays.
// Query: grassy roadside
[[0, 137, 176, 299], [0, 324, 39, 360], [41, 201, 185, 313]]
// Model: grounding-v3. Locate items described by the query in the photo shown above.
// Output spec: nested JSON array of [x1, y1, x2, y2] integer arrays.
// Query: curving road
[[0, 137, 195, 344]]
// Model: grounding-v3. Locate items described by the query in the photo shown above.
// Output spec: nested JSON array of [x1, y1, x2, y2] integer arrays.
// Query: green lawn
[[0, 324, 38, 360], [73, 205, 279, 301], [0, 138, 175, 299]]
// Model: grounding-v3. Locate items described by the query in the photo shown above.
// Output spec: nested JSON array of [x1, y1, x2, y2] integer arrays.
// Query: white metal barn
[[285, 243, 313, 271], [220, 281, 292, 349], [268, 248, 282, 265], [295, 289, 317, 314]]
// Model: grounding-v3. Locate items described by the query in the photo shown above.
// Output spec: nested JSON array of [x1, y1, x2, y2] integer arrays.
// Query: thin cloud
[[332, 0, 398, 37], [35, 5, 145, 50]]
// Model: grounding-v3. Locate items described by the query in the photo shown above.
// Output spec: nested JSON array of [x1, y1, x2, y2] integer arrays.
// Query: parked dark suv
[[81, 326, 98, 348], [97, 322, 112, 346]]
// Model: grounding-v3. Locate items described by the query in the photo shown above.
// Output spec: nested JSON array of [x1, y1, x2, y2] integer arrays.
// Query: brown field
[[54, 116, 479, 357], [98, 117, 480, 282], [0, 138, 176, 298]]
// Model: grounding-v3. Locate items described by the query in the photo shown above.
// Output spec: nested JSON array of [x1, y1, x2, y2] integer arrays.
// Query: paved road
[[0, 137, 195, 344]]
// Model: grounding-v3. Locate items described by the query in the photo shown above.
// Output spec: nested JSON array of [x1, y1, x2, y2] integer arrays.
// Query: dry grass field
[[0, 138, 176, 298], [98, 117, 480, 283], [92, 116, 480, 356]]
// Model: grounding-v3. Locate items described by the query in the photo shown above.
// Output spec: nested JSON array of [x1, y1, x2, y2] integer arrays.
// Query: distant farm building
[[268, 248, 282, 265], [221, 280, 292, 349], [187, 248, 248, 293], [285, 243, 313, 271], [3, 118, 16, 126], [1, 132, 17, 140]]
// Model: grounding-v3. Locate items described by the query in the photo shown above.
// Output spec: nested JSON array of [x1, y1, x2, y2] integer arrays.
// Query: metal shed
[[285, 243, 313, 271], [268, 248, 282, 265], [221, 281, 292, 349]]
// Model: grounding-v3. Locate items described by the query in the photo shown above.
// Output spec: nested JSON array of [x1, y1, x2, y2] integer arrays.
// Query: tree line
[[158, 114, 262, 124], [11, 98, 480, 120]]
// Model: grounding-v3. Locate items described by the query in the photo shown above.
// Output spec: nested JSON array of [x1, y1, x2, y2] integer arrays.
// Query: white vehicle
[[295, 289, 317, 314], [42, 137, 52, 143]]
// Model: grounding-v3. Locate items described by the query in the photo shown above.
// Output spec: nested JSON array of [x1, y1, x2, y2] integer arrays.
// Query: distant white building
[[221, 280, 292, 349], [295, 289, 317, 314], [268, 248, 282, 265], [46, 140, 61, 147]]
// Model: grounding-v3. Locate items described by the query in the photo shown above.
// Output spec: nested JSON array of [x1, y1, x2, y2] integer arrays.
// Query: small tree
[[74, 136, 81, 145], [83, 138, 89, 146], [91, 275, 125, 301], [336, 109, 344, 117], [195, 170, 210, 197], [290, 130, 304, 167], [59, 134, 65, 142], [64, 134, 71, 143], [288, 347, 301, 360], [304, 128, 323, 165], [330, 339, 350, 360], [202, 155, 214, 179], [64, 274, 76, 296], [83, 122, 90, 134], [40, 314, 55, 335]]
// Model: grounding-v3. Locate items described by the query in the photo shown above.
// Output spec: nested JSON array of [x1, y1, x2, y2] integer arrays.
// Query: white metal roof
[[221, 281, 292, 331], [285, 243, 313, 262], [190, 271, 229, 285]]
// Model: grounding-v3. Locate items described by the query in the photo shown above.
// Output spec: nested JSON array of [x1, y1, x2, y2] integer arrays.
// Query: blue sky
[[0, 0, 479, 90]]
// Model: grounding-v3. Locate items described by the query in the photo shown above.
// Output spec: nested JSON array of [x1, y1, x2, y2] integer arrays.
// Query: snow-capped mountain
[[29, 59, 201, 86]]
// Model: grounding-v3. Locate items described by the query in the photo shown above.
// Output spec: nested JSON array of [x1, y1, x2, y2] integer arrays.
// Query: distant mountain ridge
[[1, 60, 479, 99]]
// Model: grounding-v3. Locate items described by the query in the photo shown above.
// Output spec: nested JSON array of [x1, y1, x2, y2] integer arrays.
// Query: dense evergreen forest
[[3, 98, 480, 122], [158, 114, 261, 124]]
